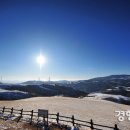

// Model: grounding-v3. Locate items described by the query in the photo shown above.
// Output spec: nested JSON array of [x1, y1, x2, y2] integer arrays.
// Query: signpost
[[38, 109, 48, 118], [38, 109, 49, 127]]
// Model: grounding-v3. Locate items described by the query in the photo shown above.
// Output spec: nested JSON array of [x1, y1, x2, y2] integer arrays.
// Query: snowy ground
[[0, 96, 130, 130], [0, 120, 38, 130], [88, 92, 130, 101]]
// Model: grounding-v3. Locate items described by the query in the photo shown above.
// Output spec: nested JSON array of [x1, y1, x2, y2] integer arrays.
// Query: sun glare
[[37, 54, 46, 67]]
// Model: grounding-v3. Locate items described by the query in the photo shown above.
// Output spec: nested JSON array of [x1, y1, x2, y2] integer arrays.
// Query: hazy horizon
[[1, 73, 130, 84]]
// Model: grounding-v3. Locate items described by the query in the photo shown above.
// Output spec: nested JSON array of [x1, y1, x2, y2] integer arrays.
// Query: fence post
[[114, 124, 119, 130], [30, 110, 33, 125], [56, 112, 59, 124], [17, 109, 23, 123], [20, 109, 23, 117], [72, 115, 75, 126], [90, 119, 94, 130], [11, 107, 14, 115], [47, 112, 48, 127], [2, 106, 5, 113]]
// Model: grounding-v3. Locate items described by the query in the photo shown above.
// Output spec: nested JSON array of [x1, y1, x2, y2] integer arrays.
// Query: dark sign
[[38, 109, 48, 118]]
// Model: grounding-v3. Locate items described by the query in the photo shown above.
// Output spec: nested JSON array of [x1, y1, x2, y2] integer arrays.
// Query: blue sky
[[0, 0, 130, 81]]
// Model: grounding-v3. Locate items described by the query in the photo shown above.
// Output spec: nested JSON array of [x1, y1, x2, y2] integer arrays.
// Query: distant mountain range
[[21, 80, 71, 86], [0, 83, 86, 100], [0, 74, 130, 104], [51, 74, 130, 105], [21, 80, 44, 85], [60, 74, 130, 92], [4, 74, 130, 95]]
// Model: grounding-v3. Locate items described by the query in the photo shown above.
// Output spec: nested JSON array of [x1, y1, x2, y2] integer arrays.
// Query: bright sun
[[37, 54, 46, 68]]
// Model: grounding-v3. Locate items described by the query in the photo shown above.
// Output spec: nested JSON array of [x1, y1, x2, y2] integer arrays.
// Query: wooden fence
[[0, 106, 120, 130]]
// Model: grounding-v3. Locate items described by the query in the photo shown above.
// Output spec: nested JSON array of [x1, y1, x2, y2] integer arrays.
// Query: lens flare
[[37, 53, 46, 70]]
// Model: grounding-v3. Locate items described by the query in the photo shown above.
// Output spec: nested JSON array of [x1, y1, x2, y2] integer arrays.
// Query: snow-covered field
[[0, 96, 130, 130], [88, 92, 130, 101], [0, 120, 37, 130]]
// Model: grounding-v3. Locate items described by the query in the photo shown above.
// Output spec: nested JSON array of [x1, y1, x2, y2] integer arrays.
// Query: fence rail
[[0, 106, 120, 130]]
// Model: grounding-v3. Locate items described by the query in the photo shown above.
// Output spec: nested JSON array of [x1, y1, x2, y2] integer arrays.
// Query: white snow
[[0, 89, 27, 94], [0, 96, 130, 130], [88, 92, 130, 101]]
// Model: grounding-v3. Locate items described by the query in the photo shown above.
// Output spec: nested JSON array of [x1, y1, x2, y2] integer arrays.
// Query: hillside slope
[[0, 84, 87, 100], [53, 75, 130, 97]]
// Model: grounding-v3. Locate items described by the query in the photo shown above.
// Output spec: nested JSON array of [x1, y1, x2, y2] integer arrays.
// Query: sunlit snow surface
[[0, 88, 26, 93], [0, 96, 130, 130], [88, 93, 130, 101]]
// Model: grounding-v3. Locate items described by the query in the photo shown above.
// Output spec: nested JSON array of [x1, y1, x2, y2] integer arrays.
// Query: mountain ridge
[[0, 74, 130, 104]]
